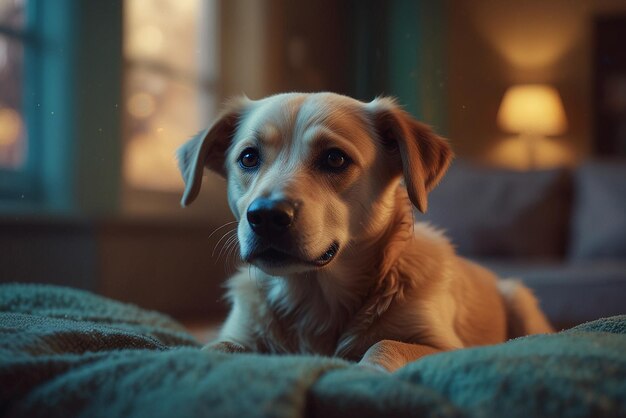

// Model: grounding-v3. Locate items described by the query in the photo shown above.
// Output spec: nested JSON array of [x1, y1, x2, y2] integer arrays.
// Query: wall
[[447, 0, 626, 169], [0, 216, 232, 319], [219, 0, 351, 100], [98, 219, 231, 318], [0, 217, 98, 290]]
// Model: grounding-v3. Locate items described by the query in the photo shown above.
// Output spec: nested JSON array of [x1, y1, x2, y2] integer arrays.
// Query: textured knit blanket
[[1, 283, 624, 418]]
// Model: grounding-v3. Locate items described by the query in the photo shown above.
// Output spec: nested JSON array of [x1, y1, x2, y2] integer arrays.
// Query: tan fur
[[178, 92, 553, 372]]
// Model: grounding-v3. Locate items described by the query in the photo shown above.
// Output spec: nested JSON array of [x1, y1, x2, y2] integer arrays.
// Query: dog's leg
[[498, 279, 554, 337], [359, 340, 442, 372], [202, 341, 249, 354]]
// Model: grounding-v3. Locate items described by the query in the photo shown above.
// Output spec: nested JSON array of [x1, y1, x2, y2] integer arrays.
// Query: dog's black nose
[[247, 198, 296, 237]]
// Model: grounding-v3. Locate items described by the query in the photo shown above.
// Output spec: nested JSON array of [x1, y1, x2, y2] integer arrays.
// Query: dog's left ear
[[368, 97, 453, 213], [176, 96, 250, 207]]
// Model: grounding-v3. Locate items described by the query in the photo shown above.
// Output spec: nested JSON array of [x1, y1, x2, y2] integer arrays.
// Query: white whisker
[[225, 239, 242, 274], [212, 229, 237, 258], [217, 233, 239, 261], [207, 221, 238, 240]]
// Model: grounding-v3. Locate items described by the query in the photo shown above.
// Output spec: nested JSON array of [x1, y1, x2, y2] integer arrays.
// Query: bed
[[1, 283, 624, 418]]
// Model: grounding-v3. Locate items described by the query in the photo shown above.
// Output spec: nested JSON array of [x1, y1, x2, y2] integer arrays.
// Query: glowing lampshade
[[497, 84, 567, 136]]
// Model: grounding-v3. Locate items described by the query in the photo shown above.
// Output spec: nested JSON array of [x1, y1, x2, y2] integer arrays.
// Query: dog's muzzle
[[244, 197, 339, 268]]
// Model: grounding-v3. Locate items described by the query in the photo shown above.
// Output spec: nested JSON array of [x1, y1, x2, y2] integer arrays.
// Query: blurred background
[[1, 0, 625, 334]]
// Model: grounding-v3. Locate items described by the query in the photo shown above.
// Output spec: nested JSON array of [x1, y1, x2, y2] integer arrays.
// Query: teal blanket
[[1, 283, 624, 418]]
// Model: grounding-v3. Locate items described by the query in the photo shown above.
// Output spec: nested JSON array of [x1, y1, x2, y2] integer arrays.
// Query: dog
[[177, 92, 553, 371]]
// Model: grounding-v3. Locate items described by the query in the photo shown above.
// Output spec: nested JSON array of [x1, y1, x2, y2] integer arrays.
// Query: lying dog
[[177, 92, 553, 371]]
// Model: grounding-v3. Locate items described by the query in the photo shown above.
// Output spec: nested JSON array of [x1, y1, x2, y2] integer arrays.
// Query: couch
[[421, 159, 626, 328]]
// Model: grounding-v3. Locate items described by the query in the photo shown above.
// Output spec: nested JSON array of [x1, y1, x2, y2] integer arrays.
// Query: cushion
[[419, 161, 572, 259], [569, 160, 626, 259]]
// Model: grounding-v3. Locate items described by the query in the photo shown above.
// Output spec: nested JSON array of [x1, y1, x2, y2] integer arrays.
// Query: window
[[123, 0, 219, 192], [0, 1, 219, 213]]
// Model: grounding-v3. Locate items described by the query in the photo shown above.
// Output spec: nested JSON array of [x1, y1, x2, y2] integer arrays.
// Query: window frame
[[0, 0, 41, 202]]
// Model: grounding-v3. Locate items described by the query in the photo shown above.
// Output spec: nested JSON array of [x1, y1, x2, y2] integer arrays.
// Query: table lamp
[[497, 84, 568, 169]]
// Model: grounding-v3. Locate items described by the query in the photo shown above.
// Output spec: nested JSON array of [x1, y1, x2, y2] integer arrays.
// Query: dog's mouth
[[314, 241, 340, 266], [250, 241, 340, 268]]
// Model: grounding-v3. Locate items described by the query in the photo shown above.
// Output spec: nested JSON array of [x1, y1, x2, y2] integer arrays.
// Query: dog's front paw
[[202, 341, 248, 354], [358, 341, 399, 372], [356, 359, 391, 374], [359, 340, 441, 372]]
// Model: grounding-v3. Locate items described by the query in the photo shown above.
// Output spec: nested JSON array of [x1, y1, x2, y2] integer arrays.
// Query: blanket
[[1, 283, 624, 418]]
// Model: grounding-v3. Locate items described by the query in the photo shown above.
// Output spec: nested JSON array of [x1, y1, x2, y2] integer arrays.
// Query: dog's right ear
[[367, 97, 453, 213], [177, 97, 249, 207]]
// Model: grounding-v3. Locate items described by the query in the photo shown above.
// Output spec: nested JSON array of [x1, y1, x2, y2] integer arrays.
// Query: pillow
[[419, 161, 572, 259], [569, 160, 626, 260]]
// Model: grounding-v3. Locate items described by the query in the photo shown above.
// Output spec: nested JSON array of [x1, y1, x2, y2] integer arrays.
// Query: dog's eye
[[322, 149, 349, 171], [238, 148, 260, 169]]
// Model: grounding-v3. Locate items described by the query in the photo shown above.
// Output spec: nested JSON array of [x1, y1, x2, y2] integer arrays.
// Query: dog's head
[[178, 93, 452, 276]]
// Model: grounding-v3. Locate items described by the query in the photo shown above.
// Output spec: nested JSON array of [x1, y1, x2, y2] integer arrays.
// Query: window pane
[[123, 0, 219, 191], [0, 34, 26, 169], [125, 0, 204, 78], [0, 0, 25, 30], [124, 66, 216, 190]]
